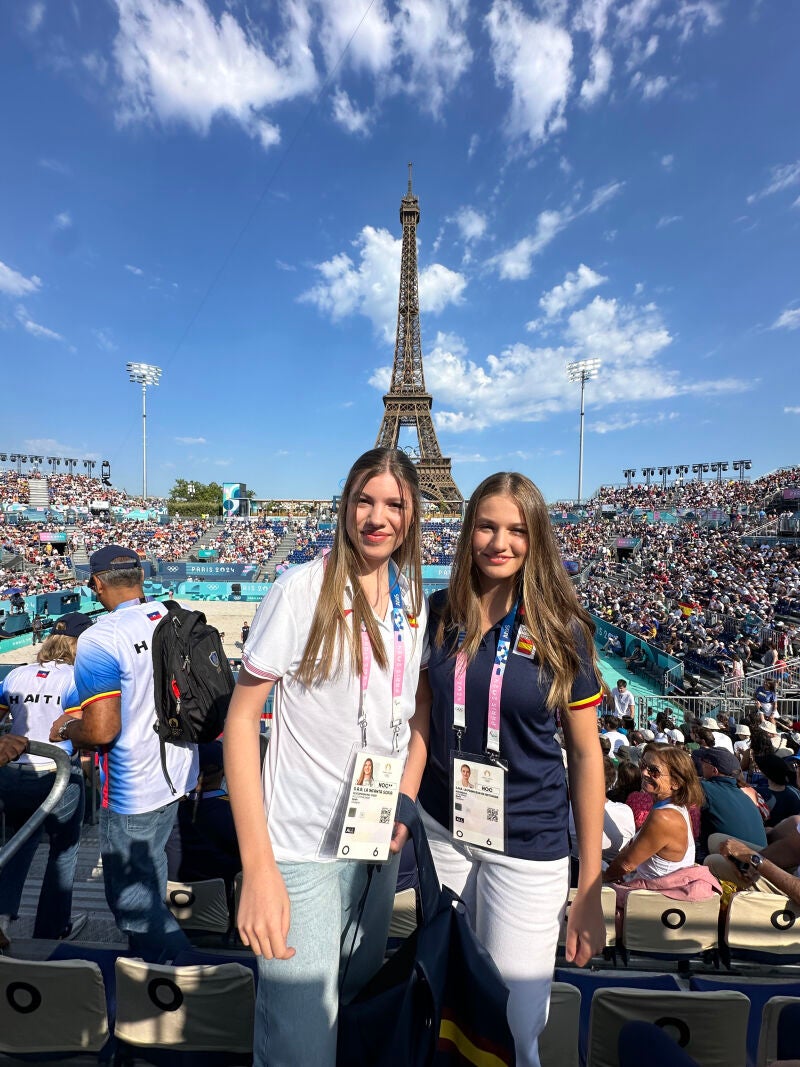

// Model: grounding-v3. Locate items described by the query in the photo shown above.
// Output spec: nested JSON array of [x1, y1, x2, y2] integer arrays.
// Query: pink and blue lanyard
[[453, 599, 519, 758], [358, 569, 406, 752]]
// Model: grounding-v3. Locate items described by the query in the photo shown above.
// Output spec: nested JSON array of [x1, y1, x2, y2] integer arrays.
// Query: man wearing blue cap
[[49, 545, 197, 962]]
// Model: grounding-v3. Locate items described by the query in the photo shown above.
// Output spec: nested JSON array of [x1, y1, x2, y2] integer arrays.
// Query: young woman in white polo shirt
[[224, 448, 428, 1067], [418, 472, 606, 1067]]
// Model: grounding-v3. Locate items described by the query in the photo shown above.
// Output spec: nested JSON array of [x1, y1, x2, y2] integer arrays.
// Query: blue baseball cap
[[88, 545, 142, 576], [52, 612, 94, 638]]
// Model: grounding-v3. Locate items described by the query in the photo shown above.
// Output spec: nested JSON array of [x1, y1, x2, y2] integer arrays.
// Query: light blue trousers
[[253, 852, 400, 1067]]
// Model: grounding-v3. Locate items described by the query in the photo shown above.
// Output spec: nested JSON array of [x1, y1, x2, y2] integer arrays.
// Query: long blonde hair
[[437, 472, 599, 712], [37, 634, 77, 666], [296, 448, 423, 686]]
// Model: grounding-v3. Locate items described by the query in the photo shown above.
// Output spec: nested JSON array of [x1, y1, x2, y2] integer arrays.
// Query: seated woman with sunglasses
[[603, 744, 719, 903]]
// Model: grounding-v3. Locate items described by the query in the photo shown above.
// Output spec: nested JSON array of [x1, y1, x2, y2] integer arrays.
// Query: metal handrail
[[0, 741, 72, 870]]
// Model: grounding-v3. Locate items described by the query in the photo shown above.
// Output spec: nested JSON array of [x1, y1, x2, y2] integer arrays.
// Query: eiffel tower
[[374, 165, 463, 508]]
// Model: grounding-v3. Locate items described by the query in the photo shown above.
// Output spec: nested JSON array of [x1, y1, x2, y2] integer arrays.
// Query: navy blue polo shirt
[[418, 592, 603, 861]]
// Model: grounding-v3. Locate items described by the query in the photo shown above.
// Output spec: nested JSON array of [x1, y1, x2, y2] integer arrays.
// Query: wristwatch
[[749, 853, 763, 869], [57, 718, 74, 741]]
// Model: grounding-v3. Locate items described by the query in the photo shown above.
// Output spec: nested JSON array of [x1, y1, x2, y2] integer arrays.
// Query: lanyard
[[358, 567, 406, 751], [453, 599, 519, 756]]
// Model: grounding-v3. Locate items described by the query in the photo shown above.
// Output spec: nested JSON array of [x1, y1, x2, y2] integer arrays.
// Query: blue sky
[[0, 0, 798, 503]]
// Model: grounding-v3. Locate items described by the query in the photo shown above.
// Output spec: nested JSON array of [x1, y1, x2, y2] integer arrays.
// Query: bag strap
[[395, 793, 444, 927]]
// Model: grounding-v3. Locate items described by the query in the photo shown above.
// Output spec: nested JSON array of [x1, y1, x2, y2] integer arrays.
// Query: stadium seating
[[113, 956, 255, 1066], [166, 878, 232, 940], [620, 890, 720, 965], [587, 987, 750, 1067], [0, 955, 111, 1060], [539, 981, 581, 1067]]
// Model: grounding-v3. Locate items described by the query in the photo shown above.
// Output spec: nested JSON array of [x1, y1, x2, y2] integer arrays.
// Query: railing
[[631, 693, 800, 730], [709, 658, 800, 698]]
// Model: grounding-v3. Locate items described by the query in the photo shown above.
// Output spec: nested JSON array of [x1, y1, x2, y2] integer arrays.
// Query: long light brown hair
[[296, 448, 423, 686], [436, 471, 599, 712]]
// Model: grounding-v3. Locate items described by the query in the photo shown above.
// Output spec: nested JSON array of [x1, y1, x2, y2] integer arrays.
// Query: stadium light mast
[[127, 362, 162, 499], [674, 464, 690, 486], [658, 466, 672, 491], [567, 358, 601, 505], [732, 459, 752, 482], [623, 468, 637, 486]]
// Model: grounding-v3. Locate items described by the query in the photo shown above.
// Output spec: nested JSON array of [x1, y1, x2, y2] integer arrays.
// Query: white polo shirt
[[242, 557, 428, 862], [612, 686, 635, 718], [74, 599, 198, 814], [0, 661, 80, 767]]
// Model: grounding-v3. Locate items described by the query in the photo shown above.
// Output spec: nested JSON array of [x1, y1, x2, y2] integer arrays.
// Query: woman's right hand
[[237, 865, 296, 960]]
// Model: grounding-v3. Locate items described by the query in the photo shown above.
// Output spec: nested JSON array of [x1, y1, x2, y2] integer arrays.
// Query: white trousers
[[420, 807, 569, 1067]]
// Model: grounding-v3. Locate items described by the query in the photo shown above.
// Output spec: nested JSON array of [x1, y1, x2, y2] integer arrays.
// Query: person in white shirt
[[601, 715, 630, 755], [612, 679, 635, 719], [700, 716, 735, 753], [224, 449, 428, 1067]]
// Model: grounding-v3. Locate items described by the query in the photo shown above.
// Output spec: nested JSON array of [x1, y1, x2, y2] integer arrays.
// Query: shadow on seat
[[113, 955, 255, 1066], [553, 968, 681, 1067], [621, 890, 720, 965], [539, 981, 580, 1067], [723, 891, 800, 965], [587, 987, 749, 1067], [690, 975, 800, 1067], [0, 955, 110, 1063], [166, 878, 231, 941]]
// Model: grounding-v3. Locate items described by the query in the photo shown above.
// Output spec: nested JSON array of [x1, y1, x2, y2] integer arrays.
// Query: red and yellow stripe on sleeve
[[81, 689, 122, 711], [568, 689, 603, 712]]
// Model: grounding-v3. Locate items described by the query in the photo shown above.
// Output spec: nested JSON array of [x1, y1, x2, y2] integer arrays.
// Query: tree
[[167, 479, 224, 517]]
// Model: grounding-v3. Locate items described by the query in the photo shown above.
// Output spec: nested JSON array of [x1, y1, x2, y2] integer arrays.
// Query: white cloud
[[26, 2, 45, 33], [656, 214, 682, 228], [0, 260, 42, 297], [573, 0, 614, 42], [661, 153, 674, 169], [317, 0, 395, 77], [579, 45, 612, 105], [92, 329, 118, 352], [772, 307, 800, 331], [590, 410, 679, 434], [453, 207, 487, 243], [539, 264, 608, 318], [617, 0, 661, 39], [112, 0, 317, 149], [747, 161, 800, 205], [54, 211, 72, 229], [275, 259, 297, 272], [396, 0, 473, 117], [331, 89, 371, 135], [300, 225, 466, 342], [491, 210, 566, 280], [486, 0, 573, 150], [467, 133, 479, 158], [491, 181, 623, 281], [125, 263, 144, 276], [368, 288, 749, 435], [175, 436, 207, 445], [15, 305, 63, 342], [631, 71, 672, 99], [785, 407, 800, 415]]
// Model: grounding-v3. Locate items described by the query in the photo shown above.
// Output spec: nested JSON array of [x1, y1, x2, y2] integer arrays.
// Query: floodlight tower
[[567, 358, 601, 505], [127, 362, 162, 499], [732, 459, 752, 482]]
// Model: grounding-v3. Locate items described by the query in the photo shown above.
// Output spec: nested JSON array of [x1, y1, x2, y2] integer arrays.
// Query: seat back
[[690, 975, 800, 1067], [559, 885, 618, 949], [166, 877, 231, 934], [756, 996, 800, 1067], [588, 988, 750, 1067], [622, 890, 720, 956], [114, 956, 255, 1053], [0, 956, 109, 1054], [539, 982, 580, 1067], [725, 892, 800, 960]]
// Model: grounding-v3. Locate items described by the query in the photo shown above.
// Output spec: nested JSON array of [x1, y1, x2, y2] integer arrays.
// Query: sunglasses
[[641, 762, 664, 779]]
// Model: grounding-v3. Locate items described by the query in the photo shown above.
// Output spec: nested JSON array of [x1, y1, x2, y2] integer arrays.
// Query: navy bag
[[337, 794, 516, 1066]]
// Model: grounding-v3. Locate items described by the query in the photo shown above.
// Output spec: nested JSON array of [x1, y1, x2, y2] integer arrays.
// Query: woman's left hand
[[389, 820, 410, 853], [564, 888, 606, 967]]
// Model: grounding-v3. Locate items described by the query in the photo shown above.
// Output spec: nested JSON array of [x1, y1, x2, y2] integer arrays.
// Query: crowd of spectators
[[199, 520, 285, 564]]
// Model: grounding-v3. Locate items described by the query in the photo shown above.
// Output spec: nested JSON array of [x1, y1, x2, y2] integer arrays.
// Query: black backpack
[[152, 601, 236, 793]]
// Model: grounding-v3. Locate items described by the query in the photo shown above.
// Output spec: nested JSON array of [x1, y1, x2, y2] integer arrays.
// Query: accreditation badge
[[336, 749, 404, 862], [449, 751, 507, 853]]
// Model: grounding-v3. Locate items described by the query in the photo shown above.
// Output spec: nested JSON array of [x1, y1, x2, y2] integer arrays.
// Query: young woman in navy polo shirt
[[418, 472, 606, 1067]]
